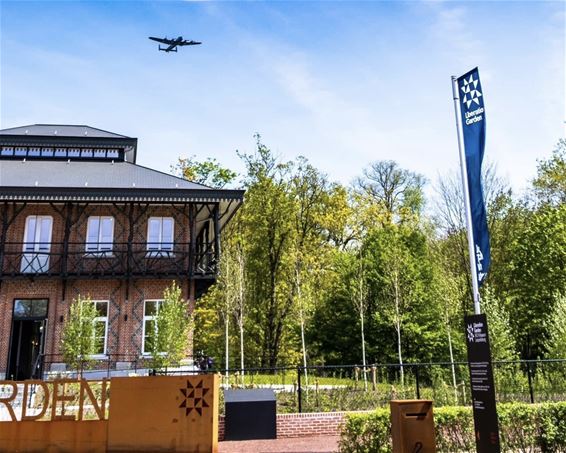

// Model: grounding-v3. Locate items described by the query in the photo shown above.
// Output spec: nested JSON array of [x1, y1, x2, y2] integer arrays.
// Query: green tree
[[149, 282, 193, 370], [289, 157, 338, 381], [533, 139, 566, 206], [61, 295, 99, 376], [172, 155, 237, 188], [237, 135, 296, 367], [365, 224, 446, 370], [481, 287, 518, 362], [544, 293, 566, 359], [354, 160, 425, 224], [509, 204, 566, 359]]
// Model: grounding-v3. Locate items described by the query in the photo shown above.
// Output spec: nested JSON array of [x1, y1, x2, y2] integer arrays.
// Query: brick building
[[0, 124, 243, 380]]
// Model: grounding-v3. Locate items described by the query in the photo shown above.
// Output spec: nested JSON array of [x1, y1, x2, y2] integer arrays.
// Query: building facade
[[0, 125, 243, 380]]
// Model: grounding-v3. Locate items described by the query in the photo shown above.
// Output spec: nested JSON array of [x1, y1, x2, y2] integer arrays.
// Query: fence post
[[297, 365, 302, 413], [527, 361, 535, 404], [415, 365, 421, 399], [371, 366, 377, 391]]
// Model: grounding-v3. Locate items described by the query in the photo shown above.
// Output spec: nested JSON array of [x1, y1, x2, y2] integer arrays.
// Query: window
[[91, 301, 108, 356], [14, 147, 27, 157], [41, 148, 54, 157], [142, 300, 163, 354], [68, 148, 80, 158], [21, 216, 53, 273], [107, 149, 119, 159], [28, 147, 41, 157], [86, 216, 114, 254], [13, 299, 48, 319], [147, 217, 174, 256], [81, 149, 93, 158], [1, 146, 14, 156]]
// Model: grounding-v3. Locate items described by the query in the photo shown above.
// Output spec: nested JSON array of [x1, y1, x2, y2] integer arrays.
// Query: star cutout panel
[[461, 74, 483, 109], [179, 379, 210, 416]]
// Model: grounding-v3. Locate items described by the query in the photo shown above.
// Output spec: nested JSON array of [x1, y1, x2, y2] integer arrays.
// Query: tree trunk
[[357, 250, 367, 390], [394, 272, 404, 387], [224, 315, 229, 377], [447, 324, 458, 404], [360, 307, 368, 391], [239, 318, 244, 374], [296, 267, 309, 387]]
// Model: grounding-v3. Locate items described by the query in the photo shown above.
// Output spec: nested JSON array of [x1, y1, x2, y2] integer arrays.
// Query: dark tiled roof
[[0, 159, 208, 190], [0, 124, 129, 138]]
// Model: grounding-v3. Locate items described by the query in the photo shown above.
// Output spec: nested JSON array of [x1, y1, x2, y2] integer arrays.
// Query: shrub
[[339, 409, 391, 453], [339, 402, 566, 453]]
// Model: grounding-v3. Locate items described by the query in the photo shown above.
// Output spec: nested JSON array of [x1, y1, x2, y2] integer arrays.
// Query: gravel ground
[[219, 435, 340, 453]]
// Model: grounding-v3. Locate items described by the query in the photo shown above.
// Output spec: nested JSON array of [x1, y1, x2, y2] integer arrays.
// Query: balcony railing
[[0, 242, 217, 279]]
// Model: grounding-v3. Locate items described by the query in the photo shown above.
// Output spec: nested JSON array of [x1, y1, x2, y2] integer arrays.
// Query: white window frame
[[146, 217, 174, 257], [85, 216, 114, 256], [142, 299, 164, 355], [21, 215, 53, 273], [90, 300, 109, 358]]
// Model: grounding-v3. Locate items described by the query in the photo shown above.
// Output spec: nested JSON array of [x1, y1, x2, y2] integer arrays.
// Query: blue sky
[[1, 1, 564, 196]]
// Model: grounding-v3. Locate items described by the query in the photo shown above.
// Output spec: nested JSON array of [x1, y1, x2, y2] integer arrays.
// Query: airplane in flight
[[148, 36, 202, 53]]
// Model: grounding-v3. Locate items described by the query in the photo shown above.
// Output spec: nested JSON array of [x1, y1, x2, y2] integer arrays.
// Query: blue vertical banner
[[457, 67, 490, 286]]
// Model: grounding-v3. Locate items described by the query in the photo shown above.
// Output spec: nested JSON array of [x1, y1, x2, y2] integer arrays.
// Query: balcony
[[0, 242, 217, 279]]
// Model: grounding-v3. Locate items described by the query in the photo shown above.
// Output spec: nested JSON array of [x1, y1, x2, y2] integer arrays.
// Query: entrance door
[[7, 299, 49, 380], [21, 216, 52, 273]]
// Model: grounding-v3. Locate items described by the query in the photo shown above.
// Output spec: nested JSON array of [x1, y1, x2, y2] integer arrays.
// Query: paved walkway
[[219, 435, 340, 453]]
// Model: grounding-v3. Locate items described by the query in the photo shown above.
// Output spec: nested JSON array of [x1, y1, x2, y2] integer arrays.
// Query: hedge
[[339, 402, 566, 452]]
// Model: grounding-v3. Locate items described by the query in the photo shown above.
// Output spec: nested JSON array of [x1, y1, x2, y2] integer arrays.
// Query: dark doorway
[[7, 299, 48, 380]]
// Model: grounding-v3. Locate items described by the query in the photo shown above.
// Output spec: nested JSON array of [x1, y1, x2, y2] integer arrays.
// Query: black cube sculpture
[[224, 389, 277, 440]]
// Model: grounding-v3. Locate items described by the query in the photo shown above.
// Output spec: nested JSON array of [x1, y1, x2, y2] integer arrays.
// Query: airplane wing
[[179, 40, 202, 46], [149, 36, 172, 45]]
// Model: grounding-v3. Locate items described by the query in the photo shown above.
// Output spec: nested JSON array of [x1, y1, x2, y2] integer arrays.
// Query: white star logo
[[467, 324, 475, 343], [460, 74, 482, 109]]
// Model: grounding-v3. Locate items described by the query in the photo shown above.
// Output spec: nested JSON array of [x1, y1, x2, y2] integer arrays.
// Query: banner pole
[[452, 76, 481, 315]]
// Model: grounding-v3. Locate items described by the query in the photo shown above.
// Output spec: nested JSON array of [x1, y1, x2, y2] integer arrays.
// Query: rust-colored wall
[[107, 375, 219, 453], [0, 375, 219, 452], [0, 420, 108, 453]]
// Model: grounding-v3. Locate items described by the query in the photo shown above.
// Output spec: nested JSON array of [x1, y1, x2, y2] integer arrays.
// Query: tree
[[61, 295, 99, 376], [509, 204, 566, 359], [533, 139, 566, 206], [352, 250, 369, 389], [237, 135, 296, 367], [481, 287, 518, 362], [544, 293, 566, 359], [172, 155, 237, 188], [430, 240, 467, 401], [149, 282, 193, 370], [289, 157, 337, 382], [433, 163, 516, 311], [354, 160, 425, 224]]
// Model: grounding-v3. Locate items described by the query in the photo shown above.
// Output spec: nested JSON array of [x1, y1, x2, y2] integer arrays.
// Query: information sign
[[465, 313, 501, 453]]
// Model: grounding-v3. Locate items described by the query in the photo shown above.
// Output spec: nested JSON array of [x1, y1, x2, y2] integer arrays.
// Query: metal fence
[[28, 356, 566, 413], [162, 359, 566, 413], [39, 353, 207, 380]]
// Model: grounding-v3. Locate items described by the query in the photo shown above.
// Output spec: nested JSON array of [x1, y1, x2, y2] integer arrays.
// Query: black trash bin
[[224, 389, 277, 440]]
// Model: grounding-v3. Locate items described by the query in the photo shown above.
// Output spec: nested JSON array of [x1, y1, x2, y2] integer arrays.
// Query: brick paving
[[219, 435, 340, 453]]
